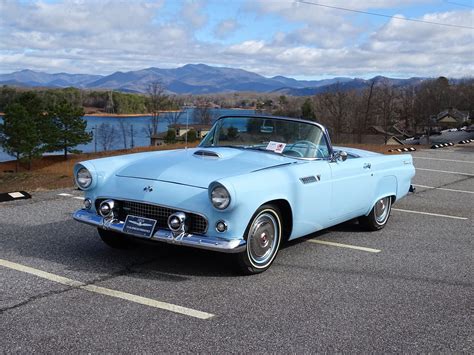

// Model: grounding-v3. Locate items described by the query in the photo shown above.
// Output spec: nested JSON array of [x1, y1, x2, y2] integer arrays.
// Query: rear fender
[[365, 175, 397, 215]]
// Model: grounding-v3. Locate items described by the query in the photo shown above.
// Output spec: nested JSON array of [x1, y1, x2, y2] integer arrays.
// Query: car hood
[[115, 147, 296, 188]]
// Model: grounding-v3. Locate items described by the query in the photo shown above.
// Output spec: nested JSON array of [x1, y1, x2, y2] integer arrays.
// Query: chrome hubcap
[[248, 212, 279, 266], [375, 197, 390, 224]]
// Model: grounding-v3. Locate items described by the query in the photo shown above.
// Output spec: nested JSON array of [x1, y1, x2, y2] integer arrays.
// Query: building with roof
[[151, 124, 212, 146], [436, 108, 470, 128]]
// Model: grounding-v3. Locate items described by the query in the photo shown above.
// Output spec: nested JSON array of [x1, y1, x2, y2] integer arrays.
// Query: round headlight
[[211, 185, 230, 210], [76, 167, 92, 189]]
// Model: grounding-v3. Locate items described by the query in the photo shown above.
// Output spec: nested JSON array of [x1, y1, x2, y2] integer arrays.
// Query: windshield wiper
[[243, 146, 267, 151], [201, 145, 245, 150]]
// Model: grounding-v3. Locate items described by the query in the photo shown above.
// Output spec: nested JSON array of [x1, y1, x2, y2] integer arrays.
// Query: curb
[[0, 191, 32, 203], [431, 142, 454, 149], [388, 147, 416, 153]]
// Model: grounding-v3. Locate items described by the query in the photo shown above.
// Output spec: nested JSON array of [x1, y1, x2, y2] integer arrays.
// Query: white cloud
[[180, 0, 208, 29], [1, 1, 164, 34], [213, 20, 239, 39], [0, 0, 472, 79]]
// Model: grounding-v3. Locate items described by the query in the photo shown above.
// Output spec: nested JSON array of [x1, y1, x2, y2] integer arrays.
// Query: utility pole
[[185, 108, 188, 149], [94, 124, 98, 152]]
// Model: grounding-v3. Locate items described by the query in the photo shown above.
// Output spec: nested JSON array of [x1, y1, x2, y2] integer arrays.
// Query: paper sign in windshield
[[266, 141, 286, 154]]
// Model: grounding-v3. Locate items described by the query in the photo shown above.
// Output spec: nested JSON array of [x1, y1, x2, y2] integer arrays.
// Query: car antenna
[[185, 108, 188, 149]]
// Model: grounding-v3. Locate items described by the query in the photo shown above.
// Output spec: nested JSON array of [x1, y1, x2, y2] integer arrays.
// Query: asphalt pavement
[[1, 145, 472, 353]]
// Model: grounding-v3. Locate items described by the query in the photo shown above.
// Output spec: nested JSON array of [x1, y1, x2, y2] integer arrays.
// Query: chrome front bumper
[[73, 209, 246, 253]]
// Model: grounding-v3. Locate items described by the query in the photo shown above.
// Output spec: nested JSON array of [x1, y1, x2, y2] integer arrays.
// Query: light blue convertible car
[[73, 115, 415, 274]]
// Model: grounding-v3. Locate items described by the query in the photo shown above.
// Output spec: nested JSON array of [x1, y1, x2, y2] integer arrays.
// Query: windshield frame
[[199, 115, 334, 160]]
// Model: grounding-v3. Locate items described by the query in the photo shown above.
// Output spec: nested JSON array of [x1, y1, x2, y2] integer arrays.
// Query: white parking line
[[392, 208, 468, 220], [416, 168, 474, 176], [413, 184, 474, 194], [413, 157, 474, 164], [58, 193, 73, 197], [72, 196, 84, 200], [307, 239, 381, 253], [0, 259, 214, 320]]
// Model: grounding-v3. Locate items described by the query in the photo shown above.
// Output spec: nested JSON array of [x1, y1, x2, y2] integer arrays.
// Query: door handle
[[363, 163, 371, 169]]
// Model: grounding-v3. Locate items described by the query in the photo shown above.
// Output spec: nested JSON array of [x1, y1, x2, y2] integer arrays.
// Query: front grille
[[95, 199, 207, 234]]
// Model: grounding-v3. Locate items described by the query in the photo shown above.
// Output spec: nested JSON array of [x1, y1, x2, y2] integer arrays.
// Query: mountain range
[[0, 64, 426, 96]]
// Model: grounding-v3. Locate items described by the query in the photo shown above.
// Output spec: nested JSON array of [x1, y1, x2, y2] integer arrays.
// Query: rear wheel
[[359, 196, 392, 231], [97, 228, 136, 249], [235, 205, 282, 275]]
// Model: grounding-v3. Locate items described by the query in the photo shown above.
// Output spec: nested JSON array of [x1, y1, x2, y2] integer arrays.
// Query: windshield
[[200, 116, 330, 159]]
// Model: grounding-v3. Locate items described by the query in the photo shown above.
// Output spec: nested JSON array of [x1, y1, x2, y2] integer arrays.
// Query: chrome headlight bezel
[[74, 163, 96, 190], [76, 167, 92, 189], [209, 183, 231, 210]]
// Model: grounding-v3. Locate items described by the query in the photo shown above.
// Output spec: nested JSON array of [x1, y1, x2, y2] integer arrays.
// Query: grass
[[0, 142, 421, 193], [0, 143, 199, 192]]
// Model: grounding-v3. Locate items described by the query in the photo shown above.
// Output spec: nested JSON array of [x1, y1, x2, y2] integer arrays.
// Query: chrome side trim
[[299, 175, 318, 184], [73, 209, 245, 253]]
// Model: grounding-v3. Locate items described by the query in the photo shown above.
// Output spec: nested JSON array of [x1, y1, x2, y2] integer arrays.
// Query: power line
[[297, 0, 474, 30], [445, 0, 474, 9]]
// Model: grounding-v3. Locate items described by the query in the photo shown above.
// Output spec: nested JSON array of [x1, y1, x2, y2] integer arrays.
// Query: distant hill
[[272, 76, 427, 96], [0, 69, 102, 88], [0, 64, 428, 95]]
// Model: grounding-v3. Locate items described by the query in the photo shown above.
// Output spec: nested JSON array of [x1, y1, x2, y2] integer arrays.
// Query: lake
[[0, 108, 256, 162]]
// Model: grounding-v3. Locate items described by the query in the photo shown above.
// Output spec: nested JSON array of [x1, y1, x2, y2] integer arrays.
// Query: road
[[1, 146, 472, 352]]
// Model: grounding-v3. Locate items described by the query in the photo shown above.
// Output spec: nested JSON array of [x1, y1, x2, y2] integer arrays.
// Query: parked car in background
[[73, 115, 415, 274]]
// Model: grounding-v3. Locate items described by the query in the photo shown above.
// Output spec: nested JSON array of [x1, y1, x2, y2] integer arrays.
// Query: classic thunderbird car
[[73, 115, 415, 274]]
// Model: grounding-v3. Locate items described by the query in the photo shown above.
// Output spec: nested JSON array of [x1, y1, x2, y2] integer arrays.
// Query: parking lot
[[1, 146, 472, 352]]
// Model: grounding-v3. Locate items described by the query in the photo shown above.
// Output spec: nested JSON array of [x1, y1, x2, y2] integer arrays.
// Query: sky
[[0, 0, 473, 79]]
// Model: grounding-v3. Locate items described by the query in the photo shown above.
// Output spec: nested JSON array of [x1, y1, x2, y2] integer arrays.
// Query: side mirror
[[332, 150, 348, 162]]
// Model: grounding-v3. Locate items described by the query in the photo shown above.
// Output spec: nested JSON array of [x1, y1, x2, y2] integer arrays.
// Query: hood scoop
[[193, 150, 220, 159]]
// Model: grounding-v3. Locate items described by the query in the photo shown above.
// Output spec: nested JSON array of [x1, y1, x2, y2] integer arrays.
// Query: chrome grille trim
[[95, 198, 208, 234]]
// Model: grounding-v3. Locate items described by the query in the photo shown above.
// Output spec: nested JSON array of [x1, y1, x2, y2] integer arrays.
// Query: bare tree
[[193, 98, 213, 125], [146, 81, 168, 138], [375, 80, 397, 144], [314, 83, 350, 143], [118, 119, 130, 149], [167, 109, 184, 126], [397, 86, 416, 135], [97, 123, 118, 151], [354, 81, 376, 143]]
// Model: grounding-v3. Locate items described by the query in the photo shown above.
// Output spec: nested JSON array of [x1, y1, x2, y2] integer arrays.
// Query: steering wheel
[[283, 149, 304, 158], [285, 140, 325, 158]]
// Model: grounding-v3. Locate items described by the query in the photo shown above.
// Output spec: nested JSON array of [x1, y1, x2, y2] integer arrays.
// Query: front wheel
[[359, 196, 392, 231], [97, 228, 136, 249], [235, 205, 282, 275]]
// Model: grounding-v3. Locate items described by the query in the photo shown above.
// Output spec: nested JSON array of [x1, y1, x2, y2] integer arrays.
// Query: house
[[436, 108, 470, 128], [150, 124, 212, 146], [169, 124, 212, 139], [367, 126, 405, 145]]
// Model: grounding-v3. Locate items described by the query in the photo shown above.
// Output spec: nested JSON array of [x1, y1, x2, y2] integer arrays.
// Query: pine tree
[[301, 98, 316, 121], [45, 101, 92, 159], [0, 103, 43, 171], [164, 129, 176, 144]]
